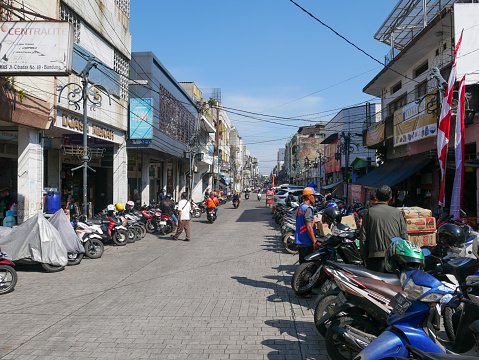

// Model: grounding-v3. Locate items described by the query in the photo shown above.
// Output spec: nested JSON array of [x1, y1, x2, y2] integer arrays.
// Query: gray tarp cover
[[0, 214, 68, 266], [49, 210, 84, 254]]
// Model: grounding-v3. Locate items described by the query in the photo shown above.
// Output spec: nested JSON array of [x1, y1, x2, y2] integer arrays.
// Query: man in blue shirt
[[294, 187, 319, 264]]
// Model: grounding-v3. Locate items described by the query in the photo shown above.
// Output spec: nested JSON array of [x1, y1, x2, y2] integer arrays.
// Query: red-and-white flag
[[437, 31, 463, 207], [450, 75, 466, 219]]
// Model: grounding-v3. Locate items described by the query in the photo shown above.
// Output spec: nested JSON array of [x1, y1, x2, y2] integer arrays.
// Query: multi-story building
[[0, 0, 131, 222], [359, 0, 479, 216], [322, 104, 380, 199], [127, 52, 197, 205]]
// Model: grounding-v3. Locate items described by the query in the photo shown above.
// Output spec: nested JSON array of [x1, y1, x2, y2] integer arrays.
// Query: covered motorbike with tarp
[[0, 213, 67, 272], [48, 210, 85, 266]]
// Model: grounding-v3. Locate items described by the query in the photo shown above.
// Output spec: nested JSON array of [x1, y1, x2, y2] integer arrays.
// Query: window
[[391, 82, 402, 94], [416, 81, 428, 99], [115, 0, 130, 18], [59, 3, 80, 44], [114, 50, 129, 100], [388, 94, 407, 116], [414, 61, 428, 78], [0, 0, 13, 21]]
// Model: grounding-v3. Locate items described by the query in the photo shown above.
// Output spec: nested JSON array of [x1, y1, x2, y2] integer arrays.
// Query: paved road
[[0, 200, 327, 360]]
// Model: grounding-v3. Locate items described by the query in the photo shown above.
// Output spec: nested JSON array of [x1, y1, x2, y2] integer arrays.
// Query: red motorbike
[[0, 248, 17, 294], [140, 208, 156, 233]]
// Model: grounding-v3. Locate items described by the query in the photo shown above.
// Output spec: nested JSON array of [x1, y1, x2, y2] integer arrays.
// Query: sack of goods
[[397, 206, 436, 247]]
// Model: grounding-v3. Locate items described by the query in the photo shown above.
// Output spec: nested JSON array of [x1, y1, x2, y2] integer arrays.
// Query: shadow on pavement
[[262, 319, 324, 360], [236, 207, 273, 222]]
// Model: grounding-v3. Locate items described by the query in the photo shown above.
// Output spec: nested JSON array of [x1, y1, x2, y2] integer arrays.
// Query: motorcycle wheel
[[444, 306, 459, 342], [67, 252, 84, 266], [314, 291, 341, 336], [113, 230, 128, 246], [41, 263, 65, 272], [282, 232, 298, 255], [139, 224, 147, 238], [134, 226, 142, 241], [325, 314, 379, 360], [0, 265, 17, 294], [208, 215, 214, 223], [291, 261, 321, 294], [84, 238, 104, 259], [145, 221, 155, 233], [193, 209, 201, 218], [127, 228, 136, 243]]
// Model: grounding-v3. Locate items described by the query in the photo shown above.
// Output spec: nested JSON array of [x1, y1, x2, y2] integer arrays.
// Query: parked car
[[273, 189, 304, 206]]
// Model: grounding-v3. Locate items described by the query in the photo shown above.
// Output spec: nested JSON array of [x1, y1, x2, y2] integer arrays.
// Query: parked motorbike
[[0, 249, 16, 294], [74, 227, 104, 259], [190, 201, 202, 218], [355, 268, 479, 360], [76, 214, 129, 246], [291, 222, 362, 294]]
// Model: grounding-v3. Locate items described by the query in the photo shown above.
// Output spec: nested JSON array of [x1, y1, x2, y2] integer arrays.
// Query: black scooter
[[207, 208, 217, 223]]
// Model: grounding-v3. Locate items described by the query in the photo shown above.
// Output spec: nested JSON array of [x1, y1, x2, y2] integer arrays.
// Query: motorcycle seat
[[354, 275, 403, 299], [328, 262, 400, 286], [88, 218, 109, 226]]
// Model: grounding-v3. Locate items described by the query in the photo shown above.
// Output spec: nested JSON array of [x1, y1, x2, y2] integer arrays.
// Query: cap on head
[[303, 187, 314, 196]]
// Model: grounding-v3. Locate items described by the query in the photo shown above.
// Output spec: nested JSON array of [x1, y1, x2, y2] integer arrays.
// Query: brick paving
[[0, 200, 328, 359]]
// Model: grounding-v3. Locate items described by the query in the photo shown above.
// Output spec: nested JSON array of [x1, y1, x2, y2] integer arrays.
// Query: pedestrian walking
[[172, 192, 191, 241], [359, 185, 408, 272]]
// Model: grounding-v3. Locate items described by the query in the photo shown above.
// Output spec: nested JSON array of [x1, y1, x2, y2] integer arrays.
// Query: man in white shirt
[[172, 192, 191, 241]]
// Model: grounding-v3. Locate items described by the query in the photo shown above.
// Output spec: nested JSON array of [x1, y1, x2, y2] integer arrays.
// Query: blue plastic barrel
[[46, 192, 61, 214]]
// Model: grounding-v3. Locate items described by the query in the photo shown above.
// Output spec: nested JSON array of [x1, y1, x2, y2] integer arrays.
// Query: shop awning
[[322, 180, 343, 190], [353, 155, 431, 188]]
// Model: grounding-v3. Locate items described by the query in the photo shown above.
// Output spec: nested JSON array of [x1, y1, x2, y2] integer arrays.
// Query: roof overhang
[[364, 7, 453, 97], [200, 115, 216, 133], [321, 133, 340, 145]]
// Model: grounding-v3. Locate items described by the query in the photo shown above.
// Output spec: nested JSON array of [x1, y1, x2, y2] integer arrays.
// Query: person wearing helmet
[[205, 191, 219, 216], [359, 185, 408, 272], [294, 187, 319, 265], [385, 238, 425, 273]]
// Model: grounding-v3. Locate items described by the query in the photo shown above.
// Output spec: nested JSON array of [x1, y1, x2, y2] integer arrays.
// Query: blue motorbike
[[355, 268, 479, 360]]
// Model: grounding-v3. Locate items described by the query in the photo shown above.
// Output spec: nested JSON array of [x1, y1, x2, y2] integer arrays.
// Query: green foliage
[[208, 97, 216, 107]]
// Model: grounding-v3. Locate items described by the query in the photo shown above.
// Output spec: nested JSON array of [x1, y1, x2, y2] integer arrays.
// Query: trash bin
[[46, 192, 61, 214]]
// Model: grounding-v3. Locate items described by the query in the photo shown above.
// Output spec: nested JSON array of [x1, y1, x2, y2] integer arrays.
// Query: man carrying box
[[360, 185, 408, 272]]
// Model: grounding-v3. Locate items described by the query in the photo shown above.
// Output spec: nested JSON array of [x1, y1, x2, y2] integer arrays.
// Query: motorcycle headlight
[[421, 292, 445, 302], [403, 277, 431, 301]]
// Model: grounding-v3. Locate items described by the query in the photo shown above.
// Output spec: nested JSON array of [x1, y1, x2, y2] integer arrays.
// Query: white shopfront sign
[[0, 21, 73, 75], [55, 111, 124, 144]]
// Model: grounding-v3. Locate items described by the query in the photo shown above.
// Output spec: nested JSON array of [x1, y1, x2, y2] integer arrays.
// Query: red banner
[[324, 139, 341, 174]]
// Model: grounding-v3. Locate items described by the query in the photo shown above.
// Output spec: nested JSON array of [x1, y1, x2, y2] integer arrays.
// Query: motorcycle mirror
[[460, 209, 467, 218]]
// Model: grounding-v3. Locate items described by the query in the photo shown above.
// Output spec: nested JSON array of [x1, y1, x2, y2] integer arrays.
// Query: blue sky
[[130, 1, 397, 173]]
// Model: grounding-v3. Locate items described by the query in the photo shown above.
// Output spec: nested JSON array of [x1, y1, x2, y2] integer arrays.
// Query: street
[[0, 200, 327, 360]]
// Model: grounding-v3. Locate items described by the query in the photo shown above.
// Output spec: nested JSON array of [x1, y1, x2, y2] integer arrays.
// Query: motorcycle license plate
[[159, 221, 167, 225], [321, 280, 333, 294], [390, 292, 412, 316]]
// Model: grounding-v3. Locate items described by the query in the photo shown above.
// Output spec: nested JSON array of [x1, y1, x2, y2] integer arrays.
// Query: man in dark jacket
[[359, 185, 408, 272]]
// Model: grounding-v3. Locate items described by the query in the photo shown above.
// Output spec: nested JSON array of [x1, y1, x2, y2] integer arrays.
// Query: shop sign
[[366, 122, 385, 146], [129, 98, 152, 139], [350, 184, 362, 204], [55, 112, 122, 144], [393, 91, 438, 147], [0, 130, 18, 142], [0, 22, 73, 75], [324, 139, 341, 174]]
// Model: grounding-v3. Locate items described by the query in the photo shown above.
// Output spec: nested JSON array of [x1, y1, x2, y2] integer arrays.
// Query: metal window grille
[[114, 50, 129, 100], [115, 0, 130, 18], [59, 3, 80, 44]]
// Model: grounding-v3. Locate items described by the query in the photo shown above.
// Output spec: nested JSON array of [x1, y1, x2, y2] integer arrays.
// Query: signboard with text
[[0, 22, 73, 75], [129, 98, 152, 139], [366, 122, 385, 146], [393, 91, 438, 147]]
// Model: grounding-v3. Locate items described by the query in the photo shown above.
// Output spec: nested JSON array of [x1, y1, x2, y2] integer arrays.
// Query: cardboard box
[[398, 206, 432, 219], [405, 217, 436, 232], [315, 221, 331, 236], [341, 215, 357, 230], [408, 232, 436, 247]]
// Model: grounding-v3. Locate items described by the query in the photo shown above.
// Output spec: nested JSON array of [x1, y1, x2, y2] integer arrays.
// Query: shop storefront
[[43, 110, 126, 215]]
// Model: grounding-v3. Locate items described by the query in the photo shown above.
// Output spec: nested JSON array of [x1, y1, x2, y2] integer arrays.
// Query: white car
[[273, 189, 304, 206]]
